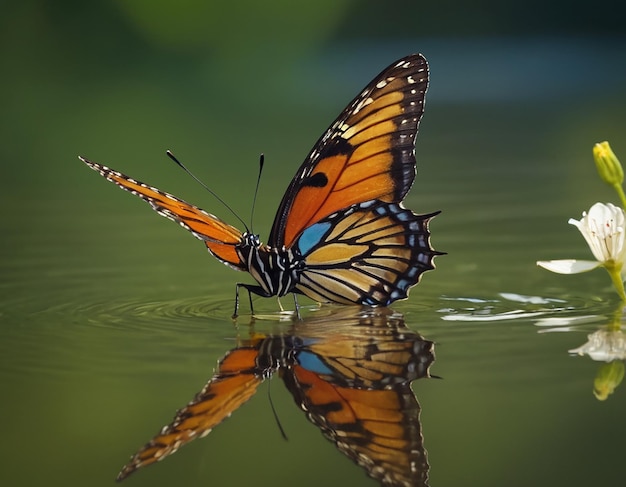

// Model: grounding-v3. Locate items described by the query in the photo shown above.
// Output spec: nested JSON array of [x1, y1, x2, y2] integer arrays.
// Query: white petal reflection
[[441, 310, 548, 322], [534, 315, 602, 333], [569, 329, 626, 361], [499, 293, 566, 305]]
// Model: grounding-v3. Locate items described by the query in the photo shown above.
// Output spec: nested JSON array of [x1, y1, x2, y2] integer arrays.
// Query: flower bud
[[594, 141, 624, 187], [593, 360, 625, 400]]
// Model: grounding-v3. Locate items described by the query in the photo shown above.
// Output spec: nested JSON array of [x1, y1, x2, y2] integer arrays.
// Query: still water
[[2, 40, 626, 487]]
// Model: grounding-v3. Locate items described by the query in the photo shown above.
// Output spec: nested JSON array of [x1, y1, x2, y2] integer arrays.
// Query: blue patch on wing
[[296, 221, 331, 255], [295, 350, 333, 375]]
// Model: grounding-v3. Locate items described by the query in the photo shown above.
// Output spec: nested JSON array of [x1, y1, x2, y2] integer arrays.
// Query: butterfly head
[[242, 231, 262, 248]]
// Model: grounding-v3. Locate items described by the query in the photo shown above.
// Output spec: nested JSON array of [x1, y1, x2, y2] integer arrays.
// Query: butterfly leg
[[233, 283, 272, 319], [292, 294, 301, 319]]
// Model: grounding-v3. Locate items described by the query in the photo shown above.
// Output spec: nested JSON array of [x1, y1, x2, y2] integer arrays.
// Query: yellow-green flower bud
[[593, 360, 625, 400], [594, 141, 624, 186], [594, 141, 626, 208]]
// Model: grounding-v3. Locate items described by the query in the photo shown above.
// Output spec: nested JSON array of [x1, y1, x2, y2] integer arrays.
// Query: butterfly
[[115, 307, 435, 486], [80, 53, 441, 316]]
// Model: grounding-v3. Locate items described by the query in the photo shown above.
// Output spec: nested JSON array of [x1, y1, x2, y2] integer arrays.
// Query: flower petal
[[569, 203, 626, 263], [537, 259, 601, 274]]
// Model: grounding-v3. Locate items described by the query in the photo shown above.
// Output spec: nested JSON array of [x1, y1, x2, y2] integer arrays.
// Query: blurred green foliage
[[1, 0, 624, 195], [2, 3, 626, 487]]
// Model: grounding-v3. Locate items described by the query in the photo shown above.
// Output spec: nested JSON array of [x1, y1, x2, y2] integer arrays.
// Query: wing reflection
[[117, 307, 436, 486]]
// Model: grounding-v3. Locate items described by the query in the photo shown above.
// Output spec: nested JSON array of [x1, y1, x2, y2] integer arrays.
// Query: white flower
[[569, 329, 626, 362], [537, 202, 626, 275]]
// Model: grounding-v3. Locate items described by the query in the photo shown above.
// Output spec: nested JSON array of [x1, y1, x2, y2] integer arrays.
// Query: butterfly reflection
[[117, 307, 436, 486]]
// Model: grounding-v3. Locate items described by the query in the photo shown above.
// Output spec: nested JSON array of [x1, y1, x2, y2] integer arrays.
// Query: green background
[[2, 2, 626, 487]]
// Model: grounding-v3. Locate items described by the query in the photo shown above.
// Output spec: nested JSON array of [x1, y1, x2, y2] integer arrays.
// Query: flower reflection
[[537, 202, 626, 300], [539, 304, 626, 400], [569, 329, 626, 361], [593, 361, 625, 400], [116, 307, 436, 487], [568, 309, 626, 400]]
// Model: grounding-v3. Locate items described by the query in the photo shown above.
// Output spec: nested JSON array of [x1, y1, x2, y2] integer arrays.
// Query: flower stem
[[613, 183, 626, 209], [605, 263, 626, 301], [607, 304, 624, 331]]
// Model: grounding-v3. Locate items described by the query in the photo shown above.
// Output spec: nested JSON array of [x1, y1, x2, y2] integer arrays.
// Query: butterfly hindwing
[[269, 54, 429, 248], [80, 157, 246, 270], [294, 200, 440, 305]]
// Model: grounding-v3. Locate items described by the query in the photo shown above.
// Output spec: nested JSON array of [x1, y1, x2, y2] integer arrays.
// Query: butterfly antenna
[[166, 150, 249, 232], [268, 378, 288, 441], [249, 153, 264, 234]]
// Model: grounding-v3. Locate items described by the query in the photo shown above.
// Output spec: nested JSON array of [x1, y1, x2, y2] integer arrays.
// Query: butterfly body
[[235, 232, 304, 299], [81, 54, 441, 315]]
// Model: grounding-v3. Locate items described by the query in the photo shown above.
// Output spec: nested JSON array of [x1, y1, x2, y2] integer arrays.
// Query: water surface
[[2, 39, 626, 487]]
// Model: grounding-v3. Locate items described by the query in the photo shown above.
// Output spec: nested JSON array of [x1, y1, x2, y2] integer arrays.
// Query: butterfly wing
[[281, 318, 435, 487], [269, 54, 429, 248], [116, 342, 267, 481], [80, 157, 246, 270], [284, 369, 428, 487], [293, 200, 440, 305]]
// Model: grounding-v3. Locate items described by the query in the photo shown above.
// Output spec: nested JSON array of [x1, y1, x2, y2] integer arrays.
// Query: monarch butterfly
[[116, 307, 435, 486], [81, 54, 441, 316]]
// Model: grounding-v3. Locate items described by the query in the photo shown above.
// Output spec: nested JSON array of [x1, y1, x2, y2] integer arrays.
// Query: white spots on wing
[[353, 96, 374, 115], [376, 75, 398, 90], [342, 125, 357, 139], [399, 114, 419, 129], [376, 75, 396, 89], [304, 150, 319, 168], [407, 75, 416, 84]]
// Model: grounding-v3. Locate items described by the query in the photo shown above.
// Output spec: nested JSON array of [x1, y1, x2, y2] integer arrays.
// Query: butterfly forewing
[[269, 54, 429, 248], [116, 344, 266, 481], [285, 370, 427, 487], [80, 157, 247, 270], [281, 319, 434, 487]]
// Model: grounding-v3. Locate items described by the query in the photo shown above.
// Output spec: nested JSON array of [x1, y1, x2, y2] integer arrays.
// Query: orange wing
[[269, 54, 429, 248], [116, 342, 266, 482], [283, 366, 429, 487], [80, 157, 246, 270], [281, 311, 435, 487]]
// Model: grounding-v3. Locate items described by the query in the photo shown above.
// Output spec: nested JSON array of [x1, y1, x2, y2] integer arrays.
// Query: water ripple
[[437, 292, 609, 325]]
